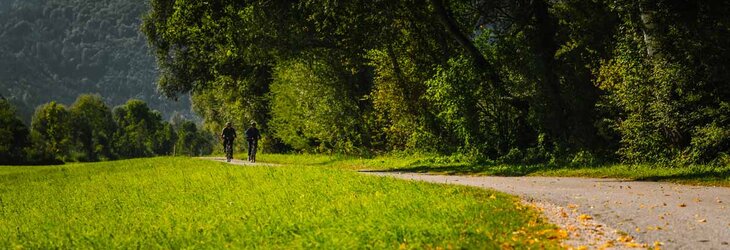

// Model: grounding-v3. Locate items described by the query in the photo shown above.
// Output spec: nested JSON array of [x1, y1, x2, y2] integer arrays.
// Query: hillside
[[0, 0, 192, 122]]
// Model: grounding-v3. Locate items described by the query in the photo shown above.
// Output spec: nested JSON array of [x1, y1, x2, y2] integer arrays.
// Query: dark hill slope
[[0, 0, 192, 122]]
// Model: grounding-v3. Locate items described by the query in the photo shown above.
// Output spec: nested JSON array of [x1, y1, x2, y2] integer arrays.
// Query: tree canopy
[[142, 0, 729, 165]]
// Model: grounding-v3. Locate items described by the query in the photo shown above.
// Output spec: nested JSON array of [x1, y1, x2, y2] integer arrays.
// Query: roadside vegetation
[[0, 157, 563, 249], [254, 153, 730, 187]]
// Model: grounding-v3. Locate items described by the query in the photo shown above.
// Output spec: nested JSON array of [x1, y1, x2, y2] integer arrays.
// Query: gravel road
[[363, 172, 730, 250]]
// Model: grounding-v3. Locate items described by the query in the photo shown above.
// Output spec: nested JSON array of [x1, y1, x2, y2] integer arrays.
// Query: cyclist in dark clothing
[[221, 122, 236, 162], [245, 122, 261, 162]]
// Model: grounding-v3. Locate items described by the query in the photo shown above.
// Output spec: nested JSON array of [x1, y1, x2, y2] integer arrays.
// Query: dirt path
[[364, 172, 730, 249]]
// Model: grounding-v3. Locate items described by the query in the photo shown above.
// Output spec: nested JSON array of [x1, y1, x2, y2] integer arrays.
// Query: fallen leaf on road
[[578, 214, 592, 221], [653, 241, 663, 250], [618, 235, 633, 243], [678, 203, 687, 207], [697, 219, 706, 223], [600, 241, 615, 248]]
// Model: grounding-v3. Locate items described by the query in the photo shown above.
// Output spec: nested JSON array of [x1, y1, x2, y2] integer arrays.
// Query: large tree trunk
[[531, 0, 567, 143]]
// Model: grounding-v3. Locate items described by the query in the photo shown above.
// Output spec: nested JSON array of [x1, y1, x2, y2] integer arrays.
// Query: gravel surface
[[363, 172, 730, 250]]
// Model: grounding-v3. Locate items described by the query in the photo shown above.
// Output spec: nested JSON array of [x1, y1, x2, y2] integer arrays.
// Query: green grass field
[[0, 157, 562, 249], [255, 153, 730, 187]]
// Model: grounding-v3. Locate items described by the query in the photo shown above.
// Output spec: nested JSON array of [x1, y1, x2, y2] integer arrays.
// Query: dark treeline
[[142, 0, 729, 165], [0, 0, 193, 123], [0, 95, 213, 165]]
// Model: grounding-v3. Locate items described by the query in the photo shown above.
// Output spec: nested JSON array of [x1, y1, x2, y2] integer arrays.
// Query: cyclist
[[245, 121, 261, 162], [221, 122, 236, 162]]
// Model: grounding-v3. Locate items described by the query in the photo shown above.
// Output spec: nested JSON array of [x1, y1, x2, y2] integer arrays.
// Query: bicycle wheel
[[225, 143, 233, 162], [251, 142, 257, 163]]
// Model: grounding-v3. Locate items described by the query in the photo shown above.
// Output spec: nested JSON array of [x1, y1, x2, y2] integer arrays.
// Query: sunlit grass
[[0, 157, 562, 249]]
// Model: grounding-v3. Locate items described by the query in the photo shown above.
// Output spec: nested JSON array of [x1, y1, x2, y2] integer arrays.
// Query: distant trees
[[0, 98, 31, 164], [31, 101, 73, 161], [69, 95, 116, 161], [0, 95, 212, 165], [174, 120, 214, 156]]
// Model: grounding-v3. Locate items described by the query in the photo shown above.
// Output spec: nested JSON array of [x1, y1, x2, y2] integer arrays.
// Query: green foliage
[[112, 99, 174, 158], [142, 0, 730, 165], [2, 96, 212, 164], [69, 94, 116, 161], [31, 101, 73, 162], [174, 120, 214, 156], [0, 157, 562, 248], [269, 59, 361, 153], [366, 49, 440, 152], [597, 1, 730, 164], [0, 0, 192, 123], [0, 98, 30, 164]]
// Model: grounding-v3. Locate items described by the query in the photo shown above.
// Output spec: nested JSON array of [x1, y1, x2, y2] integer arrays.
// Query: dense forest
[[0, 0, 193, 123], [143, 0, 728, 165], [0, 95, 212, 165]]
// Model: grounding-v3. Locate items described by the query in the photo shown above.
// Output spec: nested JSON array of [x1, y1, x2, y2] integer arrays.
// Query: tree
[[112, 99, 167, 158], [0, 98, 30, 164], [69, 94, 116, 161], [174, 120, 213, 156], [31, 101, 73, 161]]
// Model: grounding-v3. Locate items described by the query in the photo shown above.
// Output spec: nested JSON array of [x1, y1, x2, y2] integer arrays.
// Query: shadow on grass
[[375, 162, 566, 176], [376, 162, 730, 185], [634, 167, 730, 183]]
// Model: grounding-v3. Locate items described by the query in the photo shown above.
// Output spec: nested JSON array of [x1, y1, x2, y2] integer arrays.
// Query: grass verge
[[254, 153, 730, 187], [0, 157, 562, 249]]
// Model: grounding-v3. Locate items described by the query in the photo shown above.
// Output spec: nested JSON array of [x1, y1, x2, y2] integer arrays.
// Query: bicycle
[[224, 141, 233, 162], [248, 140, 257, 163]]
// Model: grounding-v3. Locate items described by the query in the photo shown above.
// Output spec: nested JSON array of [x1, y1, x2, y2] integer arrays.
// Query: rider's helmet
[[226, 122, 232, 127], [251, 121, 257, 126]]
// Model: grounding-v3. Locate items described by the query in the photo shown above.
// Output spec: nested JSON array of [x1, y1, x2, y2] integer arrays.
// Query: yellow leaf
[[617, 235, 633, 243], [653, 241, 663, 247], [578, 214, 593, 221], [600, 240, 615, 248]]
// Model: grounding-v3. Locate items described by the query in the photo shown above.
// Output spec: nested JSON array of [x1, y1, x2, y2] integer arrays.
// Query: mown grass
[[0, 157, 562, 249], [254, 153, 730, 187]]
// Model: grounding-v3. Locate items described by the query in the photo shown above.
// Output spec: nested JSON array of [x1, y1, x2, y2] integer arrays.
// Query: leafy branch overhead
[[141, 0, 729, 164]]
